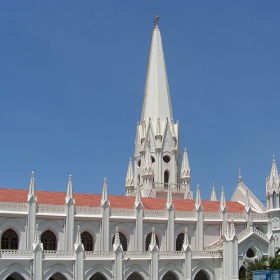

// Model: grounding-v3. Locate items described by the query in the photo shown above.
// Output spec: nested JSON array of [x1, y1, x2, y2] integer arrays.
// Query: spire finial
[[101, 177, 109, 205], [238, 168, 242, 182], [210, 183, 217, 201], [154, 15, 160, 26], [67, 174, 73, 200], [34, 223, 40, 244], [220, 186, 226, 211], [183, 227, 189, 247], [150, 227, 157, 247], [114, 227, 120, 246], [28, 171, 36, 198]]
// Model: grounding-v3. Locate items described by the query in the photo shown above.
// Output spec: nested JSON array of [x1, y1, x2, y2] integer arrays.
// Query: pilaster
[[33, 224, 43, 280], [113, 227, 123, 280], [166, 185, 174, 251], [195, 185, 203, 251], [65, 175, 75, 251], [135, 186, 143, 251], [27, 172, 37, 250], [101, 178, 110, 251], [74, 225, 84, 280], [182, 228, 192, 280], [149, 228, 159, 280]]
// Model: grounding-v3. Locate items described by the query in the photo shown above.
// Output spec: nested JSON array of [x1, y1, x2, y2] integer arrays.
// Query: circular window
[[137, 160, 141, 167], [163, 155, 170, 163], [151, 156, 155, 163], [246, 248, 255, 258]]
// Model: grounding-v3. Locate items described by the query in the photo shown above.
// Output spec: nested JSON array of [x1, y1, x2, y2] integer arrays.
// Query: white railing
[[175, 211, 196, 218], [124, 251, 151, 258], [204, 212, 221, 219], [159, 251, 184, 257], [144, 209, 167, 217], [0, 250, 33, 257], [37, 204, 65, 214], [237, 227, 251, 240], [0, 202, 27, 212], [153, 182, 186, 193], [75, 206, 101, 215], [254, 228, 268, 241], [43, 251, 74, 258], [227, 212, 245, 219], [110, 208, 135, 216], [192, 251, 222, 257], [85, 251, 113, 258], [252, 213, 268, 220]]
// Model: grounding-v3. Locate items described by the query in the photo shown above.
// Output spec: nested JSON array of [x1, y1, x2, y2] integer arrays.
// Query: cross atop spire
[[154, 15, 160, 26]]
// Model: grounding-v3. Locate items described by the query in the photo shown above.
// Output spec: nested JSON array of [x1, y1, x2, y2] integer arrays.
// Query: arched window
[[164, 170, 169, 189], [176, 233, 184, 251], [112, 232, 127, 251], [145, 232, 159, 251], [41, 230, 57, 251], [81, 231, 94, 251], [1, 229, 18, 249], [246, 248, 255, 258]]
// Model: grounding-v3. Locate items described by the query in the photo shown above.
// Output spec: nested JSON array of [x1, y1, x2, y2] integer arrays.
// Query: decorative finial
[[238, 168, 242, 182], [154, 15, 160, 26]]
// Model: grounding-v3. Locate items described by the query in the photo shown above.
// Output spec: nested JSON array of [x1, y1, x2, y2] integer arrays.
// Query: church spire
[[267, 155, 280, 192], [220, 186, 226, 212], [141, 19, 173, 130], [181, 148, 191, 179], [101, 178, 109, 206], [125, 158, 134, 195]]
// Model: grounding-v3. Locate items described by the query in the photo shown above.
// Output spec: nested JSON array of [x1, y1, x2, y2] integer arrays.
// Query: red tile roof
[[0, 188, 245, 213]]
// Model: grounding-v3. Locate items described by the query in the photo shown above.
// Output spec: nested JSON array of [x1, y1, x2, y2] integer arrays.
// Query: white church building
[[0, 18, 279, 280]]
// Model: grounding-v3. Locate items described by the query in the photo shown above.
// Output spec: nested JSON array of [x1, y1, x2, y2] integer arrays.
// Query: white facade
[[0, 20, 279, 280]]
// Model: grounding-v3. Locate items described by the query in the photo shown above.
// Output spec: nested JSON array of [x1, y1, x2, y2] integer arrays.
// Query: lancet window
[[176, 233, 184, 251], [1, 229, 18, 250], [41, 230, 57, 251], [81, 231, 94, 251]]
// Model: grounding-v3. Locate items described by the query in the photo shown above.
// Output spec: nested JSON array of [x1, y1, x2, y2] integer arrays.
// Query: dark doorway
[[49, 272, 67, 280]]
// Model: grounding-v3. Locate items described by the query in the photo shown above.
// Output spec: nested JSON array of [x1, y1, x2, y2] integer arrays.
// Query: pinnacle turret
[[101, 178, 109, 206], [125, 158, 134, 195], [210, 183, 217, 201], [267, 155, 280, 193], [220, 186, 226, 211], [143, 142, 154, 175], [195, 185, 202, 210], [245, 187, 251, 212], [28, 171, 36, 200], [180, 148, 191, 179], [75, 225, 82, 246], [66, 175, 74, 204]]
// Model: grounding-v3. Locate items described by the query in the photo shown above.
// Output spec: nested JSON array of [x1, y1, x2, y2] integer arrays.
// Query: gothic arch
[[0, 263, 29, 280], [143, 224, 165, 250], [84, 264, 112, 280], [192, 263, 213, 280], [1, 228, 18, 250], [38, 220, 63, 250], [77, 221, 99, 251], [41, 230, 57, 251], [159, 264, 182, 280], [0, 219, 25, 250], [109, 223, 133, 250], [239, 239, 267, 261], [43, 264, 72, 280], [126, 264, 149, 280]]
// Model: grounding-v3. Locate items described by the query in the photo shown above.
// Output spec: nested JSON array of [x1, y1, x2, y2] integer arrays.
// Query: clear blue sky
[[0, 1, 279, 204]]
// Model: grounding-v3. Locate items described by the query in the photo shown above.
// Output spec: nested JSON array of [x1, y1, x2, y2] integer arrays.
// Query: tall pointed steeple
[[141, 21, 173, 130], [195, 185, 202, 210]]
